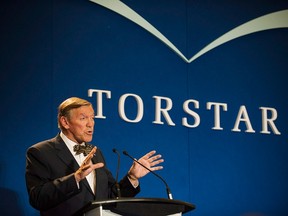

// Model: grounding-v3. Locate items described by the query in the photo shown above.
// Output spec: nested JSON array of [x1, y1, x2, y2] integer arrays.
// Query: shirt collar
[[60, 132, 85, 156]]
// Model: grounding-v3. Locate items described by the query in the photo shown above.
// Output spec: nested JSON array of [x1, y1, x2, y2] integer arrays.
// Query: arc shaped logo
[[90, 0, 288, 63]]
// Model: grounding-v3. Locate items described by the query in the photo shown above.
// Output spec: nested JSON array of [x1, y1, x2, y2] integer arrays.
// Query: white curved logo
[[90, 0, 288, 63]]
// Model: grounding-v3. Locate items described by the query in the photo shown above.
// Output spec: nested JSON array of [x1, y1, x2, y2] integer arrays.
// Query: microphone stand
[[112, 148, 121, 198]]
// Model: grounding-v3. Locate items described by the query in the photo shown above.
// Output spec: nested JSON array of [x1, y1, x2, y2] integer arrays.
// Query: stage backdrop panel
[[1, 0, 288, 215]]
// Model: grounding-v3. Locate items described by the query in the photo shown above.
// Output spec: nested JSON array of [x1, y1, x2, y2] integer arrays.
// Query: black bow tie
[[73, 143, 94, 156]]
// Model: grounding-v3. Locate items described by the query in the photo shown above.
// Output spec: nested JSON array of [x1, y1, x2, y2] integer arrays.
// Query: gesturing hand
[[127, 150, 164, 181], [74, 147, 104, 183]]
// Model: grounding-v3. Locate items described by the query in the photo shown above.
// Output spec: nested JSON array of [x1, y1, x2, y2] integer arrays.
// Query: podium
[[78, 198, 195, 216]]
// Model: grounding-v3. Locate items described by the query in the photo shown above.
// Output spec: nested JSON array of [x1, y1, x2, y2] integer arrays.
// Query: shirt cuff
[[127, 175, 139, 188]]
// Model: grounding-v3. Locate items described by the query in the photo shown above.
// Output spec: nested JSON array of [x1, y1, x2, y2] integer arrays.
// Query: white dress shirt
[[60, 132, 96, 194]]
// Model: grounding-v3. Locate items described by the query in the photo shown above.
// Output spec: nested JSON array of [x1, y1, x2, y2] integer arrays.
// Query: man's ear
[[60, 116, 70, 129]]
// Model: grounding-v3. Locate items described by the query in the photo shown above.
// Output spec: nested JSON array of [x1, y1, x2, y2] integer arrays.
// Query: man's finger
[[142, 150, 156, 159], [91, 162, 104, 170], [83, 147, 97, 165], [80, 164, 91, 171]]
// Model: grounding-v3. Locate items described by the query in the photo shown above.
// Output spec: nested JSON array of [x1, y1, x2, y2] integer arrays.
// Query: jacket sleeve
[[25, 146, 80, 211], [118, 174, 141, 197]]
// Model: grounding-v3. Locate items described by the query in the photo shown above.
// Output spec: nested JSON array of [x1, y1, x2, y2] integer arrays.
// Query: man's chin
[[84, 135, 93, 142]]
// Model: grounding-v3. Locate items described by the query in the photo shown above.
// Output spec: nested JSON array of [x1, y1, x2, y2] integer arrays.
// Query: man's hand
[[74, 147, 104, 183], [127, 150, 164, 181]]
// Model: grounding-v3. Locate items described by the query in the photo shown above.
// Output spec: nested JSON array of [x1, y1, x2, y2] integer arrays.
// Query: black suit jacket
[[25, 134, 140, 216]]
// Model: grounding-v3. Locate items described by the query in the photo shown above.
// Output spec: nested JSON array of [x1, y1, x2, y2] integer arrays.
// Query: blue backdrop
[[1, 0, 288, 215]]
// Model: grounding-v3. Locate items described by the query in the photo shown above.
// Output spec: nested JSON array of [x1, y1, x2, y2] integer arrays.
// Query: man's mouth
[[86, 131, 93, 135]]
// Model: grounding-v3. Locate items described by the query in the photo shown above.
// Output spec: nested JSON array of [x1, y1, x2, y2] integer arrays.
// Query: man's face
[[62, 105, 95, 144]]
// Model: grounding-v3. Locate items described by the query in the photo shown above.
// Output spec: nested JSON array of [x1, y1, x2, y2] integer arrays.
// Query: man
[[25, 97, 164, 216]]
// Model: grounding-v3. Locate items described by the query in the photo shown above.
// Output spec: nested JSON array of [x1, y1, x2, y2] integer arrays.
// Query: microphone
[[123, 150, 173, 200], [112, 148, 121, 198]]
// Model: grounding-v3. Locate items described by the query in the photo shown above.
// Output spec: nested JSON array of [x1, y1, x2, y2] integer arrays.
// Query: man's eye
[[79, 116, 95, 121]]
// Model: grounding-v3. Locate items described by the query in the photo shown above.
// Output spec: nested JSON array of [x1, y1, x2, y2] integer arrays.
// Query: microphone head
[[112, 148, 117, 153], [123, 150, 128, 156]]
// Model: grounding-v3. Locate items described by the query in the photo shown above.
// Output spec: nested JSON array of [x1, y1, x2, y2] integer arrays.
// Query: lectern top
[[79, 197, 195, 216]]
